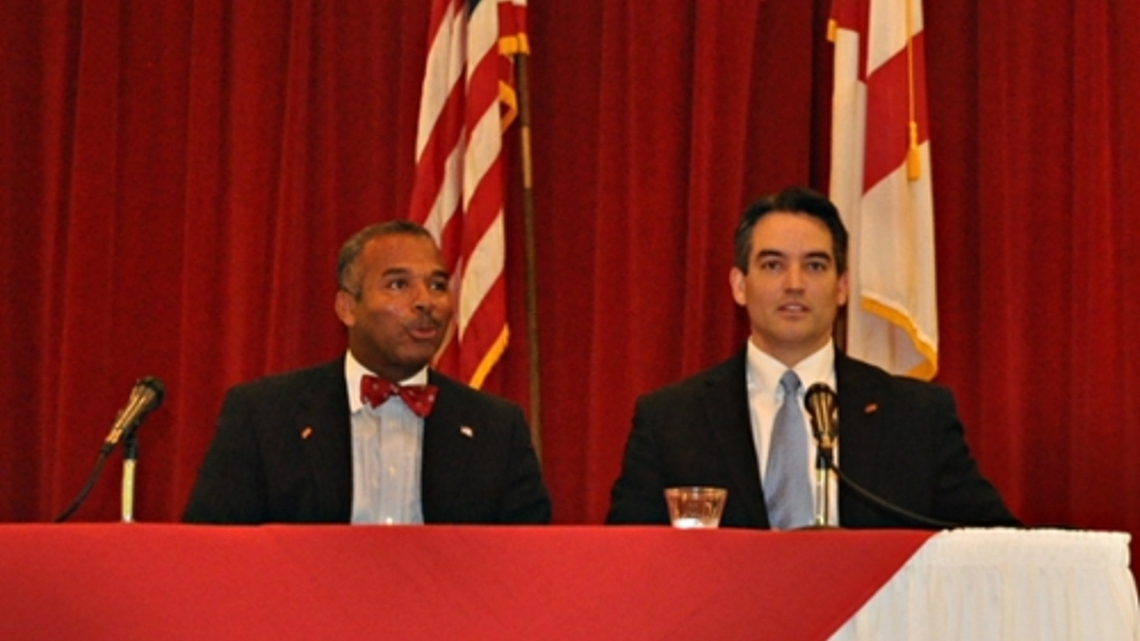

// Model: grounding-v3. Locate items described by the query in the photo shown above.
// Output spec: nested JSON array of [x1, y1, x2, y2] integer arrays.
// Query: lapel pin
[[460, 426, 474, 439], [300, 426, 314, 440], [864, 403, 878, 414]]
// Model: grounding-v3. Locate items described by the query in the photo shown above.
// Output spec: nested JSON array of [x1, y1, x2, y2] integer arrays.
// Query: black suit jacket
[[606, 349, 1018, 528], [183, 357, 551, 524]]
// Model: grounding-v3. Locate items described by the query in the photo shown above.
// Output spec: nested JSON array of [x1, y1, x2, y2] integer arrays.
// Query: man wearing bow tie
[[184, 221, 551, 524], [606, 187, 1016, 530]]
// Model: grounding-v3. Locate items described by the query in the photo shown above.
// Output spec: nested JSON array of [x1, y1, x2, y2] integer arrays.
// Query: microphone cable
[[54, 444, 115, 523], [827, 459, 960, 530]]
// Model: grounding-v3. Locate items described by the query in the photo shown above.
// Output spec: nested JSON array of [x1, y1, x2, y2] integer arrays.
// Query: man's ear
[[334, 289, 356, 327], [729, 267, 747, 307]]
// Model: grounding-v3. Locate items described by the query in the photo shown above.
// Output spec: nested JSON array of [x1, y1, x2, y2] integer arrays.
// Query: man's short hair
[[336, 220, 435, 296], [733, 186, 849, 274]]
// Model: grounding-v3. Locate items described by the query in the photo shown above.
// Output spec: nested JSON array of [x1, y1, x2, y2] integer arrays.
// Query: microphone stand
[[120, 433, 138, 523], [804, 383, 840, 529], [812, 444, 835, 527]]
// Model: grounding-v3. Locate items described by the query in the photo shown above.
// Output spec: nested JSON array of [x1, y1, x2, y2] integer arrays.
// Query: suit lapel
[[297, 359, 353, 521], [420, 372, 474, 520], [702, 350, 768, 527]]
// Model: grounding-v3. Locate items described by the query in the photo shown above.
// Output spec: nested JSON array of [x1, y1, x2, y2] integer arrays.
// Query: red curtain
[[4, 0, 1139, 564], [929, 0, 1140, 535]]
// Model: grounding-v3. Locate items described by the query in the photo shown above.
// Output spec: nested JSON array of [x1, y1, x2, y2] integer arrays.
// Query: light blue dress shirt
[[345, 351, 427, 525]]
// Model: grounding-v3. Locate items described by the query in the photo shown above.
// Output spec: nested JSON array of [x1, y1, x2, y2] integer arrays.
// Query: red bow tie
[[360, 375, 438, 417]]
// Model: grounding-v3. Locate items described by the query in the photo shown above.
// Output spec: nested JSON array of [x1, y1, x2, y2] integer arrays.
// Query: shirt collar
[[344, 350, 430, 414], [745, 339, 836, 400]]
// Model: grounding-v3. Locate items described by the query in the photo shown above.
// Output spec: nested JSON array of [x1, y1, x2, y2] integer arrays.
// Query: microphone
[[801, 382, 961, 529], [54, 376, 166, 523], [103, 376, 165, 448], [804, 383, 839, 527], [804, 382, 838, 453]]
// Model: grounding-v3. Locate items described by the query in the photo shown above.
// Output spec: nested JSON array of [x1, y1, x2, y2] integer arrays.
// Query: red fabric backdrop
[[3, 0, 1139, 563]]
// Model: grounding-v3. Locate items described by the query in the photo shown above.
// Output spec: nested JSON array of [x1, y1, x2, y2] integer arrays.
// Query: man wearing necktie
[[606, 187, 1017, 529], [184, 221, 551, 524]]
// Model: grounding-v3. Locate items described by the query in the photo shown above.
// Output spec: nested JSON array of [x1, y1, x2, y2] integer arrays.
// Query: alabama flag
[[829, 0, 938, 380]]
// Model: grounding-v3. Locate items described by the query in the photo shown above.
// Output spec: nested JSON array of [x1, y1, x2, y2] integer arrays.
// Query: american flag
[[409, 0, 527, 388], [829, 0, 939, 379]]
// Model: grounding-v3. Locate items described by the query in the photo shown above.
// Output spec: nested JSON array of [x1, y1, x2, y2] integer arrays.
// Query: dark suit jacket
[[183, 357, 551, 524], [606, 348, 1018, 528]]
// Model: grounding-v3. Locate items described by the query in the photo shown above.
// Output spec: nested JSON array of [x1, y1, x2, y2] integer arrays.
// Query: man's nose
[[411, 281, 434, 310], [785, 265, 806, 290]]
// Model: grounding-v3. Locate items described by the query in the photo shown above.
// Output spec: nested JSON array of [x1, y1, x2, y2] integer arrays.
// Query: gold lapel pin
[[864, 403, 878, 414], [300, 426, 314, 440], [460, 426, 474, 439]]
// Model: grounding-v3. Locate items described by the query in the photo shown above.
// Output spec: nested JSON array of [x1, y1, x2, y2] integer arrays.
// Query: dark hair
[[336, 220, 436, 296], [733, 186, 848, 274]]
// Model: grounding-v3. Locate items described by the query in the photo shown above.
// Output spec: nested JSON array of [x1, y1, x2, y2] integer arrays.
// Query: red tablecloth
[[0, 524, 932, 640]]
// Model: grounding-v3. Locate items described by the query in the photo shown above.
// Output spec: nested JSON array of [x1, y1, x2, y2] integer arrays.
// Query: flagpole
[[828, 16, 849, 355], [515, 51, 543, 464]]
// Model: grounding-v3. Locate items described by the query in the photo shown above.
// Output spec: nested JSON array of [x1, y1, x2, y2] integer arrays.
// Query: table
[[0, 525, 1134, 640]]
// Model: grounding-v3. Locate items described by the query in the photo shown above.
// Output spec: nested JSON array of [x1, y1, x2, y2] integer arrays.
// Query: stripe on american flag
[[409, 0, 524, 388]]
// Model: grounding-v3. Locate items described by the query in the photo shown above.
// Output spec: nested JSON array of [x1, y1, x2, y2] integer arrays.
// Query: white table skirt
[[830, 528, 1140, 641]]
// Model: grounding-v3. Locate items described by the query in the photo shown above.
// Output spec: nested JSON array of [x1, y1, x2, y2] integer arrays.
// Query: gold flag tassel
[[906, 0, 921, 180]]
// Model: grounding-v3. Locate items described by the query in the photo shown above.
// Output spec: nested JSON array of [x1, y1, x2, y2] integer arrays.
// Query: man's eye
[[385, 279, 407, 290], [429, 280, 449, 292], [806, 261, 829, 272], [759, 261, 781, 271]]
